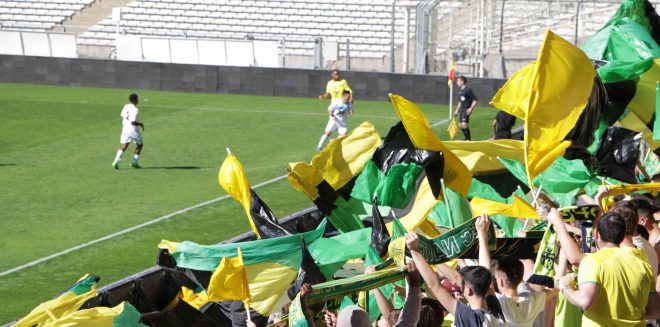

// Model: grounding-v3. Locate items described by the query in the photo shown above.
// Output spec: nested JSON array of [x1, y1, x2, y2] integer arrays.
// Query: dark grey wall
[[0, 55, 506, 105]]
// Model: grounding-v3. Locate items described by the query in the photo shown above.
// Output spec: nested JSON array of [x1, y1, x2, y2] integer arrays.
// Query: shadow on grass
[[0, 163, 16, 167], [141, 166, 208, 170]]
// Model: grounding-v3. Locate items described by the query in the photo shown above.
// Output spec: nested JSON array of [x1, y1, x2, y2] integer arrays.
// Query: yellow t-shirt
[[577, 247, 654, 327], [326, 79, 352, 101]]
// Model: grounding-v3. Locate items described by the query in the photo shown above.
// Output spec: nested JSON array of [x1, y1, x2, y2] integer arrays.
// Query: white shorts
[[327, 99, 342, 110], [324, 115, 348, 136], [120, 129, 143, 145]]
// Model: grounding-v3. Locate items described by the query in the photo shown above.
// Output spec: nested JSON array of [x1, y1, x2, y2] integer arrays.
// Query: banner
[[305, 267, 406, 305], [560, 205, 599, 221], [389, 218, 496, 265]]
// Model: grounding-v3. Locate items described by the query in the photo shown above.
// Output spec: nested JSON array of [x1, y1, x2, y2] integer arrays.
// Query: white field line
[[0, 174, 288, 278], [430, 118, 450, 127], [13, 98, 449, 121]]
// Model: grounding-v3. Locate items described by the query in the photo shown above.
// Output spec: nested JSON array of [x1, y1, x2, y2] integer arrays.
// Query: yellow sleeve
[[326, 81, 332, 94], [342, 80, 353, 93], [577, 255, 599, 285]]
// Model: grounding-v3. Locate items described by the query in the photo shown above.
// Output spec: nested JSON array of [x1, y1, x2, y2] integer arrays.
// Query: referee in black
[[453, 76, 478, 141]]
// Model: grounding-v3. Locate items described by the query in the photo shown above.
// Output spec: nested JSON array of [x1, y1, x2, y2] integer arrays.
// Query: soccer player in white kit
[[317, 69, 353, 151], [112, 93, 144, 169]]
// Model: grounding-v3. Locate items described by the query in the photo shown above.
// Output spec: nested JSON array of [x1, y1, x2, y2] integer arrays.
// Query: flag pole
[[449, 79, 453, 121], [524, 184, 543, 231]]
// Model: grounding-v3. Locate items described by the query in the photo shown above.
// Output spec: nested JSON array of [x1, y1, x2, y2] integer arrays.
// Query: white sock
[[317, 134, 328, 148], [113, 150, 124, 163], [132, 154, 139, 162]]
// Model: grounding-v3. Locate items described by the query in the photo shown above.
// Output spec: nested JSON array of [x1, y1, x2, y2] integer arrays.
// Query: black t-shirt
[[453, 295, 505, 327], [494, 111, 516, 139], [459, 87, 478, 110]]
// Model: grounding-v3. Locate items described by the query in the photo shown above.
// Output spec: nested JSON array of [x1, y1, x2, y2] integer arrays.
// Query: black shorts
[[459, 109, 470, 123]]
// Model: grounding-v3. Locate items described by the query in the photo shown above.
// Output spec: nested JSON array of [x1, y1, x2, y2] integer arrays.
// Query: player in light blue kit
[[316, 90, 353, 151]]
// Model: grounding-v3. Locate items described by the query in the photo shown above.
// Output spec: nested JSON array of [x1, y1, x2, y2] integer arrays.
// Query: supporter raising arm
[[406, 232, 459, 315], [406, 228, 505, 326], [544, 208, 586, 266]]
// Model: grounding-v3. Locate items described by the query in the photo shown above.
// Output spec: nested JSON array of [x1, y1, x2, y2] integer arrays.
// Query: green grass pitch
[[0, 82, 503, 322]]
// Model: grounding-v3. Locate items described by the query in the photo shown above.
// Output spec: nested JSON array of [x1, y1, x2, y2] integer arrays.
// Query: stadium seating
[[2, 0, 659, 70], [77, 0, 417, 59], [0, 0, 94, 31]]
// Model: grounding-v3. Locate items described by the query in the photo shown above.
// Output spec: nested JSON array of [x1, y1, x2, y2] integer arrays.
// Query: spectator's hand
[[475, 214, 490, 237], [405, 232, 420, 252], [300, 283, 312, 299], [595, 185, 610, 205], [246, 320, 257, 327], [324, 310, 338, 327], [406, 261, 421, 287], [365, 265, 376, 274], [560, 273, 575, 290], [546, 208, 564, 226], [535, 204, 550, 221]]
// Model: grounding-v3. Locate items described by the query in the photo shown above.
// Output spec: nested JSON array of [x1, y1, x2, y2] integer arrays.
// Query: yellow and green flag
[[14, 274, 99, 327], [159, 221, 326, 317], [491, 30, 597, 186], [42, 302, 145, 327], [208, 247, 250, 302]]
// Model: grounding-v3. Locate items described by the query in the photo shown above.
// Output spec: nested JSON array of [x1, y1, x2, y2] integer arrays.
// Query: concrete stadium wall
[[0, 55, 506, 105]]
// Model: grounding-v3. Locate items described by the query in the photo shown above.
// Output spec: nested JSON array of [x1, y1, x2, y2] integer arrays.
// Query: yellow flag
[[490, 30, 596, 186], [208, 247, 251, 302], [600, 183, 660, 210], [628, 59, 660, 124], [471, 195, 539, 219], [219, 153, 251, 216], [447, 118, 459, 140], [311, 121, 382, 189], [444, 139, 524, 174], [389, 94, 472, 196]]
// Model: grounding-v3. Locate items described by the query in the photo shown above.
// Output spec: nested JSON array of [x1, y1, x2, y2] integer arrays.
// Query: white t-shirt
[[495, 283, 546, 327], [120, 104, 139, 132], [633, 235, 658, 277]]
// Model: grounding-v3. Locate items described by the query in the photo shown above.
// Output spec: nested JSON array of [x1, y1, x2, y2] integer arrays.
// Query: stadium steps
[[54, 0, 134, 35]]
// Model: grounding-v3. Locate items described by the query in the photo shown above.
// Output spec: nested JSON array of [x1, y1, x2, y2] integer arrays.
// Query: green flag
[[364, 246, 395, 322], [288, 293, 309, 327], [431, 179, 473, 229], [309, 227, 372, 280], [498, 157, 594, 207], [351, 160, 424, 209]]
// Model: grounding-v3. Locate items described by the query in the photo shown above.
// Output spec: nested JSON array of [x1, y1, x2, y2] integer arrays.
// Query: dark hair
[[457, 76, 467, 83], [610, 201, 639, 236], [342, 90, 351, 95], [459, 266, 492, 297], [492, 257, 523, 287], [331, 69, 340, 75], [418, 298, 444, 327], [596, 211, 626, 244], [637, 224, 650, 240], [129, 93, 138, 103], [631, 198, 658, 219]]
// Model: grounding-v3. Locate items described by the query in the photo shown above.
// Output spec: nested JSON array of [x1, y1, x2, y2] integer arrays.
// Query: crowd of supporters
[[260, 188, 660, 327]]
